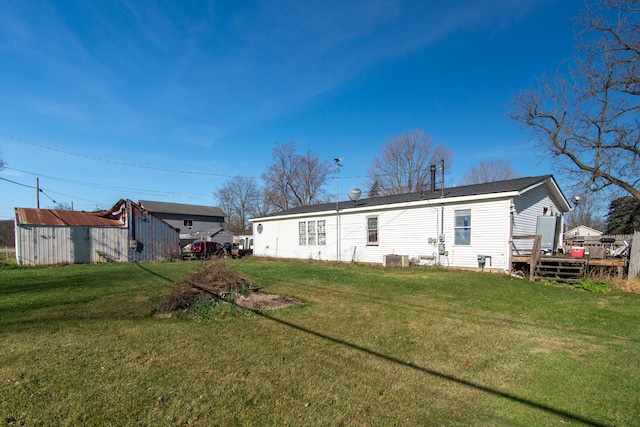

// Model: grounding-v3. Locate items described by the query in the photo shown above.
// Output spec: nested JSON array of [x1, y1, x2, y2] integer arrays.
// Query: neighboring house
[[250, 175, 571, 272], [15, 199, 179, 266], [565, 225, 603, 238], [138, 200, 230, 247]]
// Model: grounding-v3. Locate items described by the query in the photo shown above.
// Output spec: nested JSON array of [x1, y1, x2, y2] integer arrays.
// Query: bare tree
[[509, 0, 640, 201], [262, 142, 331, 210], [214, 176, 262, 234], [460, 160, 519, 185], [365, 130, 452, 196], [54, 202, 73, 210], [564, 193, 607, 231]]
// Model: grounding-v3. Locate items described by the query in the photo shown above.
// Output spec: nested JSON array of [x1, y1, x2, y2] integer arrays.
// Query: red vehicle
[[189, 241, 224, 258]]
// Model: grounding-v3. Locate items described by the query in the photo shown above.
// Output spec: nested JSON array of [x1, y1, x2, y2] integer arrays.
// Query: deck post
[[530, 235, 542, 282]]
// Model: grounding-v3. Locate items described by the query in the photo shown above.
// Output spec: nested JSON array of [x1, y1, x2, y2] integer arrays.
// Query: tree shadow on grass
[[132, 262, 176, 283], [255, 311, 607, 427], [0, 263, 176, 329]]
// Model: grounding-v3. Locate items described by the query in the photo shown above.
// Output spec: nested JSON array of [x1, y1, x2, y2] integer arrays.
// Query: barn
[[15, 199, 179, 266], [250, 175, 572, 272]]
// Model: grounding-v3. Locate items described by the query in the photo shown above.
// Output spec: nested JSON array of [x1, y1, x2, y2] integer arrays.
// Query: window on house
[[454, 209, 471, 245], [317, 220, 326, 245], [307, 221, 316, 245], [367, 216, 378, 245], [299, 220, 327, 245], [299, 222, 307, 245], [184, 219, 193, 227]]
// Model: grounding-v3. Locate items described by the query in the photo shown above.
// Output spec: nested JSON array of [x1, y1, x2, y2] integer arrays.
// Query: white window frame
[[454, 209, 471, 246], [299, 220, 326, 246], [299, 222, 307, 245], [367, 216, 379, 245], [317, 220, 326, 245]]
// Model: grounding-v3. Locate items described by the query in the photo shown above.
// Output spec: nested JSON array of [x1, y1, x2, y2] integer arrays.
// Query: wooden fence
[[563, 234, 634, 259]]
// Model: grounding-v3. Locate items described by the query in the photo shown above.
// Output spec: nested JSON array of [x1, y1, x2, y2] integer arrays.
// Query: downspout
[[508, 198, 515, 274]]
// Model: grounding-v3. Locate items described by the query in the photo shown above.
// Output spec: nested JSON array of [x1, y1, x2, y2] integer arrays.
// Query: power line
[[0, 175, 99, 204], [2, 133, 374, 180], [2, 134, 238, 178], [0, 168, 219, 208], [0, 176, 33, 189], [6, 167, 182, 195]]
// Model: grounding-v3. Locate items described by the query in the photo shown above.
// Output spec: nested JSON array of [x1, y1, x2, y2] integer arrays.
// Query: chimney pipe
[[430, 165, 437, 192], [441, 159, 445, 197]]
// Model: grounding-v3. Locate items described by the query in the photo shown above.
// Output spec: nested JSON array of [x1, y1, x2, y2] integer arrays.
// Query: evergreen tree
[[605, 197, 640, 234]]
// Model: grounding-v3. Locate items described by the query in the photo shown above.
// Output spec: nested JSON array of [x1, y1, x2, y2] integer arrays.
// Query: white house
[[565, 225, 603, 238], [250, 175, 571, 272]]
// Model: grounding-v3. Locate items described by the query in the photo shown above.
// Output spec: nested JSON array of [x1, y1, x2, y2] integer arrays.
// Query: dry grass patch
[[611, 277, 640, 293]]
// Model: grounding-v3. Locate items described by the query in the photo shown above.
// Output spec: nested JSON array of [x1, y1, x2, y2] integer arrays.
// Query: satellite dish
[[572, 194, 587, 206], [348, 188, 362, 204]]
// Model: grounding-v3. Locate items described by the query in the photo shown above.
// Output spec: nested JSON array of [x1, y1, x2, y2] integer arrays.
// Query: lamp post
[[334, 158, 342, 262]]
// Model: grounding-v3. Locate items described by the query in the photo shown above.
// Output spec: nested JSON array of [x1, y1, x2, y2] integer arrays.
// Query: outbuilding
[[138, 200, 230, 247], [250, 175, 571, 272], [15, 199, 179, 266]]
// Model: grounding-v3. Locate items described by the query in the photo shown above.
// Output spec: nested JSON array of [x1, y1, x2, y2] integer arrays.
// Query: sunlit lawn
[[1, 258, 639, 425]]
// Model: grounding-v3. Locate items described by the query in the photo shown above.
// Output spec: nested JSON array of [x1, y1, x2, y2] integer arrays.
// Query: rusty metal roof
[[15, 208, 124, 227]]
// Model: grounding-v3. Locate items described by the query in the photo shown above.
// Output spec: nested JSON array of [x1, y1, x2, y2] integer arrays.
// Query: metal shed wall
[[128, 203, 180, 262], [15, 225, 128, 266], [14, 200, 180, 266]]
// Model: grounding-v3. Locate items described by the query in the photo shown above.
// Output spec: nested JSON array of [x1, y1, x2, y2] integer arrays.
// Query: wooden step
[[533, 257, 586, 282]]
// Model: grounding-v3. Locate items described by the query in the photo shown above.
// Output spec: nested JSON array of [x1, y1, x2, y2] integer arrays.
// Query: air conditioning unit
[[383, 254, 409, 267]]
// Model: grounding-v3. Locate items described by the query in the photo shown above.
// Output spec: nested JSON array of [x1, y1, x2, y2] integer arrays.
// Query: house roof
[[253, 175, 571, 220], [565, 225, 603, 235], [138, 200, 226, 218], [15, 208, 124, 227]]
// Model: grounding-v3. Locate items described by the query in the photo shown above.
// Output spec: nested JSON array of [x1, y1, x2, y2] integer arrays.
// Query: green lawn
[[1, 258, 639, 426]]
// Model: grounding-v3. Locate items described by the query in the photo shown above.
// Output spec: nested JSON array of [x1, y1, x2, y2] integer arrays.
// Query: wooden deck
[[512, 255, 627, 267], [512, 254, 628, 281]]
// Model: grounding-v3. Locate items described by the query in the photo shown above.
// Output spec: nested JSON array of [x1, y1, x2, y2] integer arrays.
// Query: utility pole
[[335, 158, 340, 262], [36, 178, 40, 209]]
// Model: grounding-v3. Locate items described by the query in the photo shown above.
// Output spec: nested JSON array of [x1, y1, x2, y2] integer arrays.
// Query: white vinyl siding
[[252, 178, 567, 271], [255, 200, 511, 268], [512, 183, 566, 252]]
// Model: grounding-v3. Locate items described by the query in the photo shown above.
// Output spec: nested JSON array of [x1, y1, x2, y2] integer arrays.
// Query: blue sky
[[0, 0, 583, 220]]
